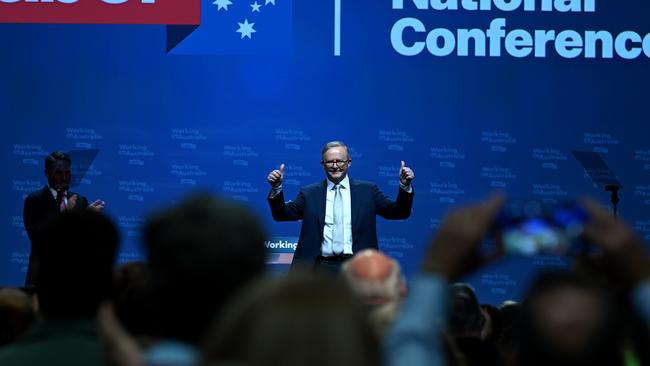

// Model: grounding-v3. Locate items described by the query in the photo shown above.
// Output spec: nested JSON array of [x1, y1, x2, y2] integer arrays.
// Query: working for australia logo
[[167, 0, 292, 55]]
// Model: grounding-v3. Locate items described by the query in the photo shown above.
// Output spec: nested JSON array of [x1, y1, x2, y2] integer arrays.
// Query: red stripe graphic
[[0, 0, 200, 25], [266, 253, 294, 265]]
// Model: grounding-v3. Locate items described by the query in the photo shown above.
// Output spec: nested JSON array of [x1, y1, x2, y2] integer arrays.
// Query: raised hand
[[399, 161, 415, 186], [67, 194, 78, 210], [88, 199, 106, 212], [581, 197, 650, 287], [421, 195, 505, 280], [267, 163, 285, 188]]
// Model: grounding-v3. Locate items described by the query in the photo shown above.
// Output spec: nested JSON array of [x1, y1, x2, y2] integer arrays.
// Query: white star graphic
[[236, 19, 257, 39], [265, 0, 275, 5], [250, 1, 262, 12], [213, 0, 232, 11]]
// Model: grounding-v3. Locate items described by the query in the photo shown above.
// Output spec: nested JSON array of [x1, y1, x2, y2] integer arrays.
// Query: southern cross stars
[[265, 0, 275, 5], [251, 1, 261, 12], [236, 19, 256, 39], [213, 0, 232, 11]]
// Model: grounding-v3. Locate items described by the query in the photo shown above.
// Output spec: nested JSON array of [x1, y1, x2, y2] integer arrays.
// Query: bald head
[[341, 250, 404, 336], [346, 249, 394, 282], [341, 249, 404, 304]]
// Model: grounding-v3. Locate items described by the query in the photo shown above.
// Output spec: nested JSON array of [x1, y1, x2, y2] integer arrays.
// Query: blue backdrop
[[2, 0, 649, 304]]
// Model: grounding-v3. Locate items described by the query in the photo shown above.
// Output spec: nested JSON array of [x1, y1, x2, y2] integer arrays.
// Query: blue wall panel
[[2, 0, 649, 304]]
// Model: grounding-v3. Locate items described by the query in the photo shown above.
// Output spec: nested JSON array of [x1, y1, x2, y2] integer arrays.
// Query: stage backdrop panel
[[1, 0, 649, 304]]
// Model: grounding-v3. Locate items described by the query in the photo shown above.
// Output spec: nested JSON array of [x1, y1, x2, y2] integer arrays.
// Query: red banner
[[0, 0, 200, 25]]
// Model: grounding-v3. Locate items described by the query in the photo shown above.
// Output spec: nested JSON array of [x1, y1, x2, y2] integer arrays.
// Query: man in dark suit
[[23, 151, 105, 287], [267, 141, 414, 272]]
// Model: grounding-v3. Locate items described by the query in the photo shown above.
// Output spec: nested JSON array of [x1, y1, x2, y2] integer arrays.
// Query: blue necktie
[[332, 184, 344, 255]]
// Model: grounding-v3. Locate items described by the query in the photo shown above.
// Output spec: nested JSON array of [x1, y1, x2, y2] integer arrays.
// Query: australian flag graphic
[[168, 0, 292, 55]]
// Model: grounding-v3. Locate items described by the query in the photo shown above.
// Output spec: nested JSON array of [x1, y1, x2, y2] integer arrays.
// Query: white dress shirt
[[322, 176, 353, 256]]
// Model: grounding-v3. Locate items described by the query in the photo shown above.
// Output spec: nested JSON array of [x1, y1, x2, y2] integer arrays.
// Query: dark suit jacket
[[268, 179, 414, 267], [23, 186, 88, 286]]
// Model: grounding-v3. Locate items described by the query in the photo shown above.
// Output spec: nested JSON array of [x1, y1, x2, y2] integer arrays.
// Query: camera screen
[[497, 201, 587, 256]]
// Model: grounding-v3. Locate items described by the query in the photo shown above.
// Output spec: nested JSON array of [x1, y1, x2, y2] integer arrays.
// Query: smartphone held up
[[494, 200, 590, 257]]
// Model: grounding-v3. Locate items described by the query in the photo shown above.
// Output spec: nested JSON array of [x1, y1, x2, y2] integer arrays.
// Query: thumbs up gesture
[[399, 161, 415, 186], [267, 164, 285, 188]]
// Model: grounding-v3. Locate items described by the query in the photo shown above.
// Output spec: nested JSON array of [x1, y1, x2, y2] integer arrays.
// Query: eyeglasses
[[322, 159, 350, 168]]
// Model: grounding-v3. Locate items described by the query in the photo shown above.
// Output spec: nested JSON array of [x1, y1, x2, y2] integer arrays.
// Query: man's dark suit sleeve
[[23, 191, 89, 243], [24, 190, 56, 287], [374, 185, 414, 220], [268, 190, 306, 221], [23, 194, 45, 244]]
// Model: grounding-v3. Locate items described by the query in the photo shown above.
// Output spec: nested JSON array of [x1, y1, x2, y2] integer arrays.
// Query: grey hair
[[321, 141, 349, 160]]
